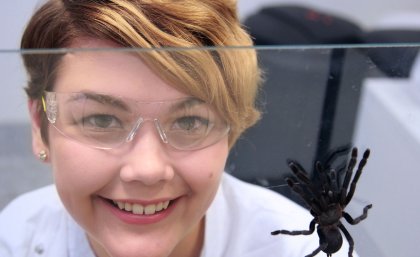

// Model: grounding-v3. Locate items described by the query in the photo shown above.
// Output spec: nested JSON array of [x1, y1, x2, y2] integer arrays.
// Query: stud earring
[[38, 150, 48, 161]]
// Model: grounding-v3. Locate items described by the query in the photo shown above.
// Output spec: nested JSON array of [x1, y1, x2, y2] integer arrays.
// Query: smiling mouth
[[109, 199, 172, 215]]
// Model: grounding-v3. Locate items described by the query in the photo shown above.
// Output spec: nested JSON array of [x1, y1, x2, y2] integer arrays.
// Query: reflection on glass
[[0, 45, 419, 257]]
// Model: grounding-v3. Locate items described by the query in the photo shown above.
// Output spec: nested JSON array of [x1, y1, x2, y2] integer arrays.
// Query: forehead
[[59, 91, 205, 118], [53, 38, 188, 101]]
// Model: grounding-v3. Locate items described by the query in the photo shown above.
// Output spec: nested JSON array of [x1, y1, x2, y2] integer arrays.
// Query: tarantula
[[271, 147, 372, 257]]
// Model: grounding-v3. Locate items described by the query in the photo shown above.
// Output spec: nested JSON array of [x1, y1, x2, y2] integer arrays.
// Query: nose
[[119, 122, 174, 186]]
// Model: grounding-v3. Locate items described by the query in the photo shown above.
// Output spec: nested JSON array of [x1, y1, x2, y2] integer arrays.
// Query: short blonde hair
[[21, 0, 262, 147]]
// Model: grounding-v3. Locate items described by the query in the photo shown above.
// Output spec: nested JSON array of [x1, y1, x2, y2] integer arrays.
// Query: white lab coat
[[0, 173, 358, 257]]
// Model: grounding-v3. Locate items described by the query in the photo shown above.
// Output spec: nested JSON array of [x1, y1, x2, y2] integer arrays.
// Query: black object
[[227, 5, 367, 202], [243, 5, 363, 45], [363, 30, 420, 77], [271, 147, 372, 257]]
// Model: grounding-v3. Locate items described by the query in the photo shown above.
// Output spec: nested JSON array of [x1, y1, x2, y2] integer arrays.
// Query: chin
[[101, 245, 173, 257], [93, 235, 177, 257]]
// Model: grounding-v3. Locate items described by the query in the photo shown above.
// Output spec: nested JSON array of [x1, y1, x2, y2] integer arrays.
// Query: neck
[[170, 218, 205, 257]]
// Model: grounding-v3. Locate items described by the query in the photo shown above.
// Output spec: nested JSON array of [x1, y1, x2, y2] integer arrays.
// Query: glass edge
[[1, 42, 420, 55]]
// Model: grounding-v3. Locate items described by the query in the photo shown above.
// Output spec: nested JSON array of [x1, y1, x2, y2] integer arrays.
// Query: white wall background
[[0, 1, 39, 124]]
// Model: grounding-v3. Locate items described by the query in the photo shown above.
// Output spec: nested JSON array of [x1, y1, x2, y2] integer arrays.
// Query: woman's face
[[33, 38, 229, 257]]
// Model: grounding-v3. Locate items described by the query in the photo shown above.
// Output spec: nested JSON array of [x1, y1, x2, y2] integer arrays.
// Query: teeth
[[124, 203, 132, 212], [132, 204, 143, 215], [144, 204, 156, 215], [156, 202, 163, 212], [113, 200, 171, 215], [163, 200, 170, 209]]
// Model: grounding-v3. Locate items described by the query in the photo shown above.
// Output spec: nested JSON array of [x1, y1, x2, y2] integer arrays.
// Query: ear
[[28, 99, 49, 162]]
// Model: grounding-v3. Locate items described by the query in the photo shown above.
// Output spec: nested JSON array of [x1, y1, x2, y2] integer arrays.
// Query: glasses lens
[[45, 92, 229, 150], [46, 92, 137, 149], [158, 98, 230, 150]]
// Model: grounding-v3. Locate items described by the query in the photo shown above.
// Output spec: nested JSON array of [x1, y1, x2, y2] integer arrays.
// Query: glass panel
[[1, 45, 419, 256]]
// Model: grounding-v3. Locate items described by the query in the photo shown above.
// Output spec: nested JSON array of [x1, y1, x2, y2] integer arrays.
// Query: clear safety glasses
[[42, 91, 230, 151]]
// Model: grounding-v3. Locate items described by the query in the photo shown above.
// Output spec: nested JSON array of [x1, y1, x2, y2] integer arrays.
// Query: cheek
[[48, 138, 117, 208], [174, 140, 229, 197]]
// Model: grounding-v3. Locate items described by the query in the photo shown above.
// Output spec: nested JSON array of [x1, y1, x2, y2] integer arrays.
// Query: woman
[[0, 0, 353, 256]]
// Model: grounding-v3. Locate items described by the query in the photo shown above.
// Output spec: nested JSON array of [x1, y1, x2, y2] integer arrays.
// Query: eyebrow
[[170, 97, 206, 111], [67, 92, 206, 112], [68, 92, 130, 111]]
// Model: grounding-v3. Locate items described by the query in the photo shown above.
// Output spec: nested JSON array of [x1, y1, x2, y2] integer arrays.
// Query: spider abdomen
[[317, 226, 343, 254]]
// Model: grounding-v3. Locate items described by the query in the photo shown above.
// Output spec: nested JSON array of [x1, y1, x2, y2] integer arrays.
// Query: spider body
[[271, 147, 372, 257], [317, 225, 342, 254]]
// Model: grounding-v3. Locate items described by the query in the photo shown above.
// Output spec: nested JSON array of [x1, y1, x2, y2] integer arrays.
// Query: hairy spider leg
[[345, 149, 370, 205], [315, 161, 342, 205], [330, 154, 348, 192], [326, 168, 340, 204], [288, 161, 322, 199], [285, 177, 323, 215], [289, 161, 330, 210], [305, 242, 328, 257], [342, 204, 372, 225], [314, 161, 338, 209], [288, 162, 326, 211], [321, 145, 352, 196], [288, 161, 312, 184], [271, 218, 316, 235], [315, 145, 350, 194], [312, 146, 352, 202], [338, 223, 355, 257], [315, 161, 330, 193], [340, 148, 358, 192], [339, 148, 359, 205]]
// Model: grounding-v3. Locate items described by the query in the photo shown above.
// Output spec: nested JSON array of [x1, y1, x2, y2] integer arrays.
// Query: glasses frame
[[41, 91, 230, 151]]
